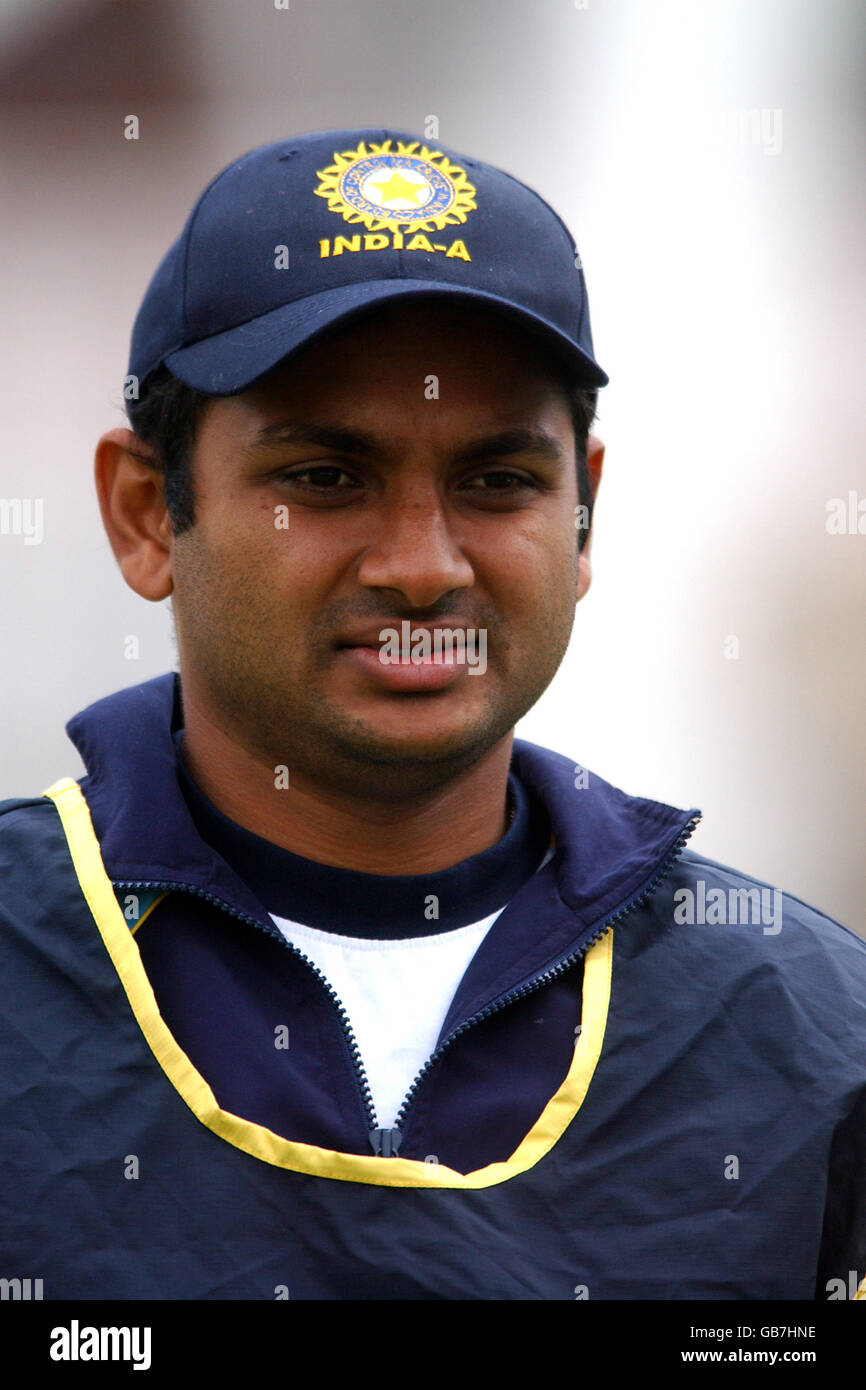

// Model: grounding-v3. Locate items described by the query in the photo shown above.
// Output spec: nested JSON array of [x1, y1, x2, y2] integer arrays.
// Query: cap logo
[[314, 139, 476, 261]]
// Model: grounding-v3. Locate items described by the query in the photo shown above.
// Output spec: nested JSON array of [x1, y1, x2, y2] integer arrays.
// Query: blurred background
[[1, 0, 863, 931]]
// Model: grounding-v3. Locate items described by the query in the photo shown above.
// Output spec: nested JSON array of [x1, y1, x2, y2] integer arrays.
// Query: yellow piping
[[42, 775, 612, 1190]]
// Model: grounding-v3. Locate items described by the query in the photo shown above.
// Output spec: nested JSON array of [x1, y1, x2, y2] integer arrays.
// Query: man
[[1, 127, 864, 1301]]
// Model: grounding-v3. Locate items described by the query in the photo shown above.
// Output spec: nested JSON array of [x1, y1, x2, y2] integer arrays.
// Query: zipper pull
[[369, 1126, 402, 1157]]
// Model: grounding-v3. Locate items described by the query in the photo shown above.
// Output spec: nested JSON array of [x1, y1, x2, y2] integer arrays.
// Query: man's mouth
[[336, 621, 488, 690], [336, 643, 465, 691]]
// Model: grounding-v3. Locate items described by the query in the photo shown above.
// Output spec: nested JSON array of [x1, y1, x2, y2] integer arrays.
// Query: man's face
[[170, 298, 589, 797]]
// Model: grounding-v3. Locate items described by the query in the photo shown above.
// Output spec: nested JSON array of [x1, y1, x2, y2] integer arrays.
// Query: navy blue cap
[[128, 127, 608, 397]]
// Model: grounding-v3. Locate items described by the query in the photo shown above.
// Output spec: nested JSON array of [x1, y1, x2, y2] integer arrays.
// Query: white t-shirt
[[269, 907, 507, 1129]]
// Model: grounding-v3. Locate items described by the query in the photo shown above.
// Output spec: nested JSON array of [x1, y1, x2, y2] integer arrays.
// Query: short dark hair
[[125, 362, 598, 548]]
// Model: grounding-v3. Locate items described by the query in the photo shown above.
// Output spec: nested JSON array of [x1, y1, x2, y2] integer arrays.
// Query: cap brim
[[163, 279, 608, 395]]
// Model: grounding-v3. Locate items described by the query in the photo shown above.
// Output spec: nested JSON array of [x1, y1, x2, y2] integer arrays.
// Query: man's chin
[[335, 717, 496, 767], [316, 698, 514, 783]]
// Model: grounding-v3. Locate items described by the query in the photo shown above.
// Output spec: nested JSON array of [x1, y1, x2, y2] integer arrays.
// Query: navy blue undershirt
[[172, 730, 551, 939]]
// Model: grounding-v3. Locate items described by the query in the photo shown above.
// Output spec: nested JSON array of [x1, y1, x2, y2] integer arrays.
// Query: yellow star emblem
[[372, 170, 430, 207]]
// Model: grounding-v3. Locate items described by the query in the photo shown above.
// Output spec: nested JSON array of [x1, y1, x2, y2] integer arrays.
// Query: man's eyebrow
[[451, 427, 568, 467], [250, 421, 568, 465], [252, 422, 381, 457]]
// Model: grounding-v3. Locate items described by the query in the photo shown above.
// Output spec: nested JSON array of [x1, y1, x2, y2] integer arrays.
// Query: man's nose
[[356, 483, 475, 608]]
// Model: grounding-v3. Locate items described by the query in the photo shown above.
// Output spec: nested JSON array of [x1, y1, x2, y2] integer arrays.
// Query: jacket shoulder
[[666, 845, 866, 1050], [675, 845, 865, 953], [0, 795, 69, 884], [647, 847, 866, 1084], [0, 795, 60, 829]]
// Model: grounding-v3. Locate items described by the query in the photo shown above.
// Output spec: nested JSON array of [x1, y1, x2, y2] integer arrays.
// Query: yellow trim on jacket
[[42, 774, 612, 1190], [129, 890, 169, 935]]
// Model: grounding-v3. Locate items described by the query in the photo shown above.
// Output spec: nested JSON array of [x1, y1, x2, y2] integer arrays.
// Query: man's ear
[[586, 432, 604, 501], [576, 433, 604, 602], [94, 428, 174, 601]]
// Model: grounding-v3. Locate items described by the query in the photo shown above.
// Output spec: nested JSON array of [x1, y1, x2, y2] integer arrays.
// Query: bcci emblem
[[314, 139, 477, 260]]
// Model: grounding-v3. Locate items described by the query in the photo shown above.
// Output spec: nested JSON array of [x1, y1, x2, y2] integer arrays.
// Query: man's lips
[[335, 624, 476, 691], [336, 644, 465, 691]]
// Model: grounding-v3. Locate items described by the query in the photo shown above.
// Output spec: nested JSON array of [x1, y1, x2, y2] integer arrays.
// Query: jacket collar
[[66, 671, 700, 965]]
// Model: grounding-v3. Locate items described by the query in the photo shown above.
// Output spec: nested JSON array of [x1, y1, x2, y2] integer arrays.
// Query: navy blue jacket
[[1, 671, 864, 1300]]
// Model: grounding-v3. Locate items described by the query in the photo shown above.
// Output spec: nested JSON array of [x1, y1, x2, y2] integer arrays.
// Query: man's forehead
[[230, 378, 574, 463]]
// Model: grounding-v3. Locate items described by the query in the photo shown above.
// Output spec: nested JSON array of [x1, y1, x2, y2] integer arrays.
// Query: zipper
[[115, 810, 699, 1159], [113, 878, 381, 1144], [392, 810, 702, 1137]]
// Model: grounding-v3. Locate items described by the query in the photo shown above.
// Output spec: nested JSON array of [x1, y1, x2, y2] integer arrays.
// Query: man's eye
[[463, 471, 534, 491], [280, 465, 357, 489]]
